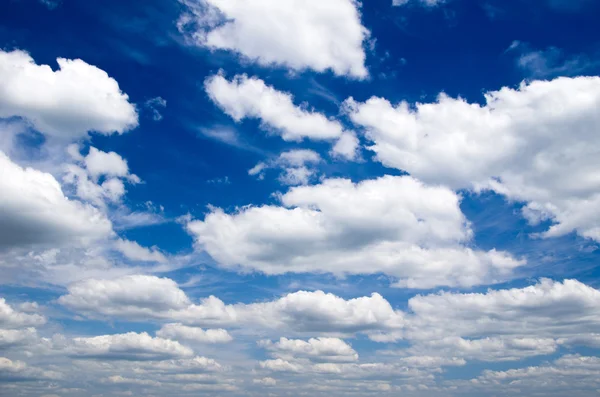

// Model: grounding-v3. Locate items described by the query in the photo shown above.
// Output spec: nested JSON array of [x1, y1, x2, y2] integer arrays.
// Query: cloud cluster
[[249, 149, 322, 185], [0, 151, 113, 251], [179, 0, 369, 78], [0, 50, 137, 138], [188, 175, 522, 288], [345, 76, 600, 242]]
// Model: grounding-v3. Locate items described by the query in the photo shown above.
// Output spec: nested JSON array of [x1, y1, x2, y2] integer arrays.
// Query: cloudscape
[[1, 0, 600, 396]]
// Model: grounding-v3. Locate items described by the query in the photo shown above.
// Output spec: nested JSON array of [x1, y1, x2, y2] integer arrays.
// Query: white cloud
[[178, 0, 369, 78], [84, 147, 137, 182], [346, 76, 600, 242], [464, 354, 600, 395], [156, 324, 232, 344], [59, 275, 405, 335], [114, 239, 167, 263], [249, 149, 322, 186], [0, 357, 62, 381], [392, 0, 445, 6], [392, 279, 600, 362], [253, 377, 277, 386], [66, 332, 193, 361], [105, 375, 161, 387], [0, 151, 113, 249], [187, 175, 522, 288], [260, 337, 359, 363], [331, 131, 360, 161], [0, 328, 38, 349], [206, 74, 346, 142], [58, 275, 191, 317], [63, 146, 140, 207], [0, 50, 138, 138], [144, 96, 167, 121], [0, 299, 46, 329]]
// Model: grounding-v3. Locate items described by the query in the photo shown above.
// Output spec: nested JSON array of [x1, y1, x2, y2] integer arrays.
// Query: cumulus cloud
[[260, 337, 359, 363], [0, 328, 38, 349], [345, 76, 600, 242], [249, 149, 322, 185], [206, 74, 345, 141], [156, 324, 232, 344], [178, 0, 369, 78], [58, 275, 405, 336], [187, 175, 522, 288], [63, 145, 141, 207], [0, 50, 138, 138], [58, 275, 191, 317], [0, 357, 62, 381], [463, 354, 600, 395], [64, 332, 193, 361], [0, 152, 113, 250], [391, 279, 600, 361], [114, 239, 167, 263], [0, 299, 46, 329]]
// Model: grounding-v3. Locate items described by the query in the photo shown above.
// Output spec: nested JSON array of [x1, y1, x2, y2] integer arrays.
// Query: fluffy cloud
[[0, 299, 46, 329], [156, 324, 233, 344], [58, 275, 191, 317], [206, 74, 345, 141], [83, 147, 138, 182], [0, 328, 38, 349], [345, 76, 600, 242], [0, 50, 137, 138], [65, 332, 193, 361], [178, 0, 369, 78], [249, 149, 322, 185], [464, 355, 600, 396], [59, 275, 405, 335], [393, 279, 600, 361], [114, 239, 167, 263], [0, 152, 113, 250], [260, 337, 359, 363], [0, 357, 62, 381], [64, 145, 140, 207], [187, 175, 522, 288]]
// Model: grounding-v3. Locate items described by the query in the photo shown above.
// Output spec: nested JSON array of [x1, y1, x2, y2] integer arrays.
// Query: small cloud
[[144, 97, 167, 121], [207, 176, 231, 185], [508, 42, 599, 78], [39, 0, 61, 9]]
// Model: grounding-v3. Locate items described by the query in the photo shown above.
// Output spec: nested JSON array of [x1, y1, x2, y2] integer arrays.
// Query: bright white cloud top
[[179, 0, 369, 78], [345, 76, 600, 242], [0, 50, 138, 138], [187, 175, 523, 288]]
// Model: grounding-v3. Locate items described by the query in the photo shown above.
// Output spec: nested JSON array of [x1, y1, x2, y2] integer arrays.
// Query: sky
[[1, 0, 600, 396]]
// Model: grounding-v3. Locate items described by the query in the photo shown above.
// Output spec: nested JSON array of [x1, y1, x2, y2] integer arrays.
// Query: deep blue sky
[[1, 0, 600, 396]]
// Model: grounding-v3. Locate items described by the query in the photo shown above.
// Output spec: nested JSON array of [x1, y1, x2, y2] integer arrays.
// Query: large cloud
[[178, 0, 369, 78], [388, 279, 600, 361], [0, 50, 138, 138], [58, 275, 405, 336], [187, 175, 523, 288], [59, 276, 600, 361], [0, 152, 113, 250], [345, 76, 600, 242]]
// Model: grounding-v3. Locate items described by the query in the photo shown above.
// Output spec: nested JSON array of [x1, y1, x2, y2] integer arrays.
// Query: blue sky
[[1, 0, 600, 396]]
